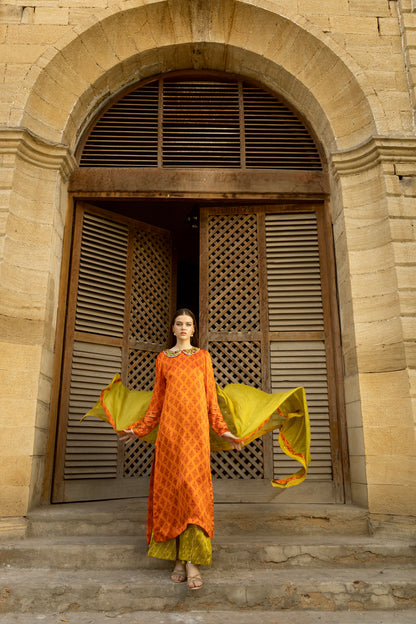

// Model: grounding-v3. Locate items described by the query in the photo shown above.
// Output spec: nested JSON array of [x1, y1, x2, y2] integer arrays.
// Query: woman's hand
[[118, 431, 137, 444], [221, 431, 242, 450]]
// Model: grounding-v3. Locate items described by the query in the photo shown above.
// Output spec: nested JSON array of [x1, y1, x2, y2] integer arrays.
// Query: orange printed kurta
[[128, 348, 230, 544]]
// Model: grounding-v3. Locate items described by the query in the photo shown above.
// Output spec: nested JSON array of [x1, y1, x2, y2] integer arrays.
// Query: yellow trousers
[[148, 524, 212, 566]]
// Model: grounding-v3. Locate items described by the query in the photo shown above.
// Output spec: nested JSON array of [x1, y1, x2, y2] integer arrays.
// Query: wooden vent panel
[[163, 81, 240, 168], [266, 213, 324, 332], [79, 76, 322, 171], [64, 342, 121, 480], [271, 341, 332, 480], [80, 85, 159, 167], [243, 85, 321, 169], [75, 213, 128, 337]]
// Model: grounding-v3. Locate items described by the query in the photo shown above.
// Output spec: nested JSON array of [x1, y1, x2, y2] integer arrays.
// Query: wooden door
[[200, 204, 347, 503], [53, 202, 174, 502]]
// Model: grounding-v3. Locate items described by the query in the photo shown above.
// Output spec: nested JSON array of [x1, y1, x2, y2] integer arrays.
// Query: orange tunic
[[129, 348, 230, 544]]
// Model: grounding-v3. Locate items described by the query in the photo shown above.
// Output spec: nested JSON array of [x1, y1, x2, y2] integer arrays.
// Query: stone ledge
[[0, 516, 27, 540], [368, 513, 416, 539], [0, 127, 76, 179], [331, 136, 416, 177]]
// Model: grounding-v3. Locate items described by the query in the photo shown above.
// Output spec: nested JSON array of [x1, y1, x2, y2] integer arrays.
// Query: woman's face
[[173, 314, 194, 341]]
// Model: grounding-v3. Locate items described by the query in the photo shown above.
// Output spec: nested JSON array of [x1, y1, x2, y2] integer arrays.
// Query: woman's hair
[[167, 308, 199, 348]]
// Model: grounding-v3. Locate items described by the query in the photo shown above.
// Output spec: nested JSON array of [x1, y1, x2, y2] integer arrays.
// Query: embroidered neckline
[[164, 347, 200, 357]]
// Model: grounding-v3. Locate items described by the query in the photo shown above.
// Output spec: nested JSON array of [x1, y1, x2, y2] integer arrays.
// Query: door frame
[[43, 170, 350, 505]]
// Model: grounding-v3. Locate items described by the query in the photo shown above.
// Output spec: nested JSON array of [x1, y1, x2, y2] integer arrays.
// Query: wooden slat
[[266, 213, 324, 332], [63, 342, 122, 480], [270, 340, 332, 481], [78, 75, 323, 172], [243, 84, 322, 170], [74, 212, 128, 337]]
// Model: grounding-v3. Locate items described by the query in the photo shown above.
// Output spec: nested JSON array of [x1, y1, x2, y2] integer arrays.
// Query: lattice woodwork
[[129, 226, 172, 344], [127, 350, 159, 391], [211, 439, 264, 479], [209, 341, 262, 388], [209, 342, 264, 479], [208, 214, 261, 332], [123, 350, 158, 478]]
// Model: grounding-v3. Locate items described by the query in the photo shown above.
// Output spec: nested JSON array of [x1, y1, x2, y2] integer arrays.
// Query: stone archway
[[3, 0, 415, 519]]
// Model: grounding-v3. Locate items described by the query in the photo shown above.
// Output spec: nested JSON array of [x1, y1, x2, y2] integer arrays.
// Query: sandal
[[186, 562, 203, 590], [171, 560, 186, 583]]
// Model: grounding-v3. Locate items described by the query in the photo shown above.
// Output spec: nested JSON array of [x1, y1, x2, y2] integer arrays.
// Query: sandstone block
[[0, 398, 38, 428], [0, 44, 44, 63], [6, 24, 69, 44], [301, 0, 349, 14], [391, 426, 416, 455], [347, 426, 366, 456], [363, 426, 392, 455], [359, 370, 412, 403], [389, 219, 415, 241], [3, 235, 51, 273], [351, 292, 400, 324], [401, 317, 416, 342], [402, 12, 416, 28], [344, 373, 361, 404], [59, 0, 108, 7], [0, 5, 22, 24], [0, 485, 30, 518], [329, 16, 378, 34], [0, 342, 41, 372], [348, 0, 391, 17], [349, 455, 367, 484], [99, 12, 140, 61], [32, 424, 49, 457], [0, 456, 32, 487], [345, 400, 364, 428], [392, 240, 416, 264], [34, 7, 69, 25], [368, 483, 416, 515], [366, 455, 415, 486], [350, 268, 397, 299], [377, 17, 400, 36], [396, 265, 416, 289], [350, 482, 368, 508], [0, 426, 34, 456], [356, 342, 407, 375], [404, 342, 416, 368], [1, 367, 40, 401]]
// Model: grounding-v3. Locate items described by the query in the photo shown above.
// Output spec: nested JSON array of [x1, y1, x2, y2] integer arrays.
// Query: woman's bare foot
[[186, 562, 203, 590], [171, 560, 186, 583]]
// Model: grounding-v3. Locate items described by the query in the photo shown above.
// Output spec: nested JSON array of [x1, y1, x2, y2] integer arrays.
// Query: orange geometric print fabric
[[129, 349, 230, 543]]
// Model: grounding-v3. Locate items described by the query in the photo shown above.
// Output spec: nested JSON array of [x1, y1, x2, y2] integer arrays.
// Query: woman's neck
[[173, 338, 192, 351]]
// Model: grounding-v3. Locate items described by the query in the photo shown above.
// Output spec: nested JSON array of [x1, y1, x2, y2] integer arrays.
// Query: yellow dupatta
[[82, 373, 310, 489]]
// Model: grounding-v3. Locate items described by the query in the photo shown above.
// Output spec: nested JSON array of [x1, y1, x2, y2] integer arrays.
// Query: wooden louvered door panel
[[265, 211, 339, 501], [200, 205, 345, 503], [53, 203, 174, 502]]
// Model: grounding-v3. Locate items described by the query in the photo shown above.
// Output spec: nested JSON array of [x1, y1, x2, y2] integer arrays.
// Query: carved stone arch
[[21, 1, 377, 154]]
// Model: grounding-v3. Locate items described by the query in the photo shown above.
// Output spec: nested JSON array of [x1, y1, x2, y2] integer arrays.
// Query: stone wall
[[0, 0, 415, 522]]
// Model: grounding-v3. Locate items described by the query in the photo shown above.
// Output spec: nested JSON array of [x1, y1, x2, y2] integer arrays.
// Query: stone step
[[0, 566, 415, 613], [27, 501, 370, 537], [1, 611, 416, 624], [1, 534, 415, 570]]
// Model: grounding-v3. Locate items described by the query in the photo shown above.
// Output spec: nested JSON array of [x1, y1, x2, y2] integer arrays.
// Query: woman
[[119, 309, 241, 590]]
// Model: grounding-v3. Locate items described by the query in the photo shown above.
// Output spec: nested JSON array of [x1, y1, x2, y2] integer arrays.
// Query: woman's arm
[[120, 353, 166, 440]]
